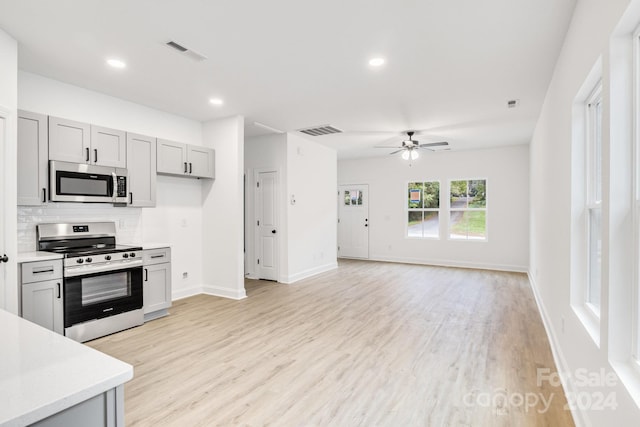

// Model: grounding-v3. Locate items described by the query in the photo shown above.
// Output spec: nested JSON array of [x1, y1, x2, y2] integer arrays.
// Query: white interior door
[[255, 171, 279, 281], [338, 184, 369, 259]]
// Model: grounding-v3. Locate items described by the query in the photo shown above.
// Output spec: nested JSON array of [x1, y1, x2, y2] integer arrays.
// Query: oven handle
[[64, 259, 143, 277]]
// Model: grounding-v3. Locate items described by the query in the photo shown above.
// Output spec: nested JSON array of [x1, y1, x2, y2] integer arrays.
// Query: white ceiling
[[0, 0, 576, 159]]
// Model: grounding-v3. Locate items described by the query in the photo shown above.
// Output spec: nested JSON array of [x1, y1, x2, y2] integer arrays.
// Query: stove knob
[[130, 252, 136, 258], [76, 258, 84, 264], [105, 255, 112, 261], [86, 257, 92, 263], [122, 253, 129, 259]]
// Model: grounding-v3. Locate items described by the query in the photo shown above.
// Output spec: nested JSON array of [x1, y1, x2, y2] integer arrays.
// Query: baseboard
[[367, 254, 528, 273], [282, 262, 338, 284], [202, 284, 247, 300], [172, 286, 203, 301], [527, 272, 584, 427]]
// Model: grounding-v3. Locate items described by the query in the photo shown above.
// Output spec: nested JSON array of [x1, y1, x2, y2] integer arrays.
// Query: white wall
[[201, 115, 246, 299], [339, 145, 529, 271], [244, 133, 287, 279], [285, 133, 338, 282], [17, 72, 206, 299], [530, 0, 640, 425], [0, 28, 18, 313]]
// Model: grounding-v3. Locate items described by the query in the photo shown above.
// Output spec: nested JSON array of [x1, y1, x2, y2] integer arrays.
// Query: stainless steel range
[[37, 222, 144, 342]]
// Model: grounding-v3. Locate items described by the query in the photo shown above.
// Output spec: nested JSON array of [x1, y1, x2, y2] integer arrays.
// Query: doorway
[[338, 184, 369, 259], [254, 170, 279, 281]]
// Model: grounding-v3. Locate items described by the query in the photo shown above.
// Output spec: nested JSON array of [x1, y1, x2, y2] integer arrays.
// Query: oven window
[[60, 176, 109, 196], [81, 272, 130, 305]]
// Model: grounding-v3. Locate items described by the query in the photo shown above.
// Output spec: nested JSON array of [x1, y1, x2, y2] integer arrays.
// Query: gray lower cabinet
[[157, 138, 215, 179], [21, 259, 64, 334], [126, 133, 157, 207], [143, 248, 172, 321], [17, 110, 49, 205], [32, 385, 125, 427]]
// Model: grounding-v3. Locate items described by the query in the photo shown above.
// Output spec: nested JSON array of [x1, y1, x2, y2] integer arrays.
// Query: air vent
[[507, 99, 520, 108], [165, 40, 208, 62], [297, 125, 343, 136]]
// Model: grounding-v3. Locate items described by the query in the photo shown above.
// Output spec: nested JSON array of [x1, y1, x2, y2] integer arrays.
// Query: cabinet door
[[22, 279, 64, 335], [17, 111, 49, 205], [49, 116, 91, 164], [187, 146, 215, 179], [126, 133, 157, 207], [91, 125, 127, 168], [157, 139, 187, 176], [143, 263, 172, 314]]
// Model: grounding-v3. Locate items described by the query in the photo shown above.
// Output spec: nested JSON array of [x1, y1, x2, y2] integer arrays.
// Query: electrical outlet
[[118, 219, 125, 229], [182, 272, 188, 279], [181, 219, 187, 228]]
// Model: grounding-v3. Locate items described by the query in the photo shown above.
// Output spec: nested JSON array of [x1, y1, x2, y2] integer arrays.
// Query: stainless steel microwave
[[49, 160, 128, 203]]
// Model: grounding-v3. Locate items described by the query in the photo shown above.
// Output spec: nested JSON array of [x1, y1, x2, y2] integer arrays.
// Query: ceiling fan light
[[411, 150, 419, 160], [401, 150, 410, 160]]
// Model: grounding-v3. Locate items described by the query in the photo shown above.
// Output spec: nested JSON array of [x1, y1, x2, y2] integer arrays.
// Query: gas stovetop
[[45, 244, 143, 258]]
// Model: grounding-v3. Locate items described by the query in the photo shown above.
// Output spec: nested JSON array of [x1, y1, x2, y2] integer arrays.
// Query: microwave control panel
[[116, 176, 127, 197]]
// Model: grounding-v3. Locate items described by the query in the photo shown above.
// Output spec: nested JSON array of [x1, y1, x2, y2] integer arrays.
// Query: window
[[586, 83, 603, 314], [407, 181, 440, 238], [449, 179, 487, 240]]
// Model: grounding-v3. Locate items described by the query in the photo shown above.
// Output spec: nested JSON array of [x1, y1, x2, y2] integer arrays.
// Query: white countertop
[[0, 310, 133, 427], [140, 242, 171, 250], [16, 251, 63, 263]]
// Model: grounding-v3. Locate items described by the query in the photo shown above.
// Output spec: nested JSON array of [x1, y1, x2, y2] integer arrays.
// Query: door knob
[[272, 230, 277, 234], [0, 254, 8, 263]]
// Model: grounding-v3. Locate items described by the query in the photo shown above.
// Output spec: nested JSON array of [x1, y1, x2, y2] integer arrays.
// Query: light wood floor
[[88, 259, 574, 427]]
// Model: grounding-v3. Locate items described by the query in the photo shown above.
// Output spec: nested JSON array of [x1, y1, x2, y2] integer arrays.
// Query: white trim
[[202, 284, 248, 300], [367, 254, 527, 273], [171, 285, 203, 301], [281, 262, 338, 284], [528, 272, 584, 427]]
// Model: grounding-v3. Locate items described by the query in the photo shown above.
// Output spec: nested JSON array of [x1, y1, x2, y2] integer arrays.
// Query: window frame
[[585, 81, 603, 317], [405, 180, 441, 240], [447, 178, 488, 242]]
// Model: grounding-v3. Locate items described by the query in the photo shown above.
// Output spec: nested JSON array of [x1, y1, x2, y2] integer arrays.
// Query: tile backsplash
[[18, 203, 142, 252]]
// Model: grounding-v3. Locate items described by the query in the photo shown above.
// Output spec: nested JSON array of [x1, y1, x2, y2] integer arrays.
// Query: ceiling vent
[[165, 40, 208, 62], [297, 125, 343, 136]]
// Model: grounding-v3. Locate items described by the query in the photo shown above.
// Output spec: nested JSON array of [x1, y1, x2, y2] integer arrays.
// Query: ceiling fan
[[375, 131, 449, 160]]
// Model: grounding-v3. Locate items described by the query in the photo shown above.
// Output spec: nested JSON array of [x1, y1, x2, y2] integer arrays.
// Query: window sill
[[572, 303, 601, 347]]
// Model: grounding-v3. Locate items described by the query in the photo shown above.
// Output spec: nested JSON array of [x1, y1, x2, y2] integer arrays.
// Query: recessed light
[[106, 58, 126, 69], [209, 98, 224, 106], [369, 57, 385, 67]]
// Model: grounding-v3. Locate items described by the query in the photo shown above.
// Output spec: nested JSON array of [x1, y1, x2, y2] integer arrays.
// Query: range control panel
[[72, 225, 89, 233]]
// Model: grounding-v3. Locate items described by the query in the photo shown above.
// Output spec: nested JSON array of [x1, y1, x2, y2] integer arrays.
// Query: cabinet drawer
[[143, 248, 171, 265], [21, 260, 63, 283]]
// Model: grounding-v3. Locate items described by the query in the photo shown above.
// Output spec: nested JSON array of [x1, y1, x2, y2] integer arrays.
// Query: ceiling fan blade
[[418, 141, 448, 148], [389, 149, 406, 155], [374, 145, 403, 149]]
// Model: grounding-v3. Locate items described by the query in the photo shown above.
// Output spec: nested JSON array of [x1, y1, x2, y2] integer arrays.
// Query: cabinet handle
[[189, 162, 192, 174], [150, 254, 165, 259], [42, 188, 46, 203], [184, 162, 188, 173], [85, 147, 90, 162], [129, 192, 133, 204], [94, 149, 98, 163], [144, 268, 148, 282], [33, 268, 54, 274], [56, 283, 61, 299]]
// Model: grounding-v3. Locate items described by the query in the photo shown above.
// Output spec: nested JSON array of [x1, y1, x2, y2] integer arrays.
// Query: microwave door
[[49, 160, 118, 203]]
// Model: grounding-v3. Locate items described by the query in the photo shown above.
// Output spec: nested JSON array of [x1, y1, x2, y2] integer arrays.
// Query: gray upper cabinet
[[49, 116, 126, 167], [48, 116, 90, 164], [18, 110, 49, 205], [91, 125, 127, 168], [126, 133, 157, 207], [157, 138, 214, 179], [187, 145, 215, 178]]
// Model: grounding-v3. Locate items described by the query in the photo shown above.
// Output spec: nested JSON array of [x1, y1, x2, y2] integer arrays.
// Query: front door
[[0, 113, 5, 309], [255, 171, 279, 281], [338, 184, 369, 259]]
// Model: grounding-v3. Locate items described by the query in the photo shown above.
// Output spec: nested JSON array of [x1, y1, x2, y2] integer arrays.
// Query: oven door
[[64, 266, 143, 328]]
